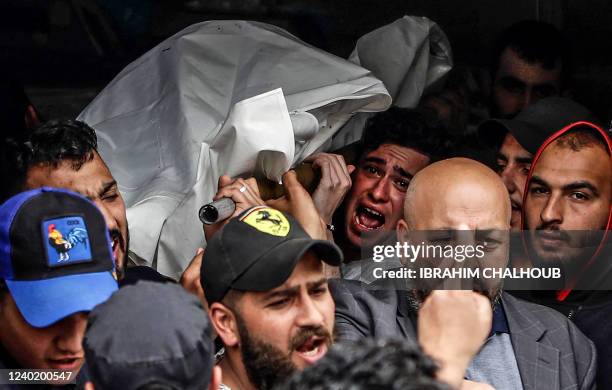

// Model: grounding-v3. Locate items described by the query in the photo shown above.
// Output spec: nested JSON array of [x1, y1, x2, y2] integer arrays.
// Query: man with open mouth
[[0, 188, 118, 386], [201, 206, 342, 390], [3, 119, 170, 286], [322, 107, 454, 264]]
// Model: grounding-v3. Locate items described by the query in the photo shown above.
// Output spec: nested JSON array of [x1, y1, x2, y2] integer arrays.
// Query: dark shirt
[[119, 265, 176, 287]]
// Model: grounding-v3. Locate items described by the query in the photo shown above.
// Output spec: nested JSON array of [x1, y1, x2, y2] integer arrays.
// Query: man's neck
[[337, 239, 361, 263], [219, 349, 256, 390]]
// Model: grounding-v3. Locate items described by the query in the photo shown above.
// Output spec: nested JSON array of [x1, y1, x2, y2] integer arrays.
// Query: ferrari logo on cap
[[241, 206, 290, 237]]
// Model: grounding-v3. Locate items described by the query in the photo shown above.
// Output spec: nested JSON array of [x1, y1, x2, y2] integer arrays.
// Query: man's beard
[[235, 313, 333, 390], [528, 226, 603, 275], [110, 227, 129, 280]]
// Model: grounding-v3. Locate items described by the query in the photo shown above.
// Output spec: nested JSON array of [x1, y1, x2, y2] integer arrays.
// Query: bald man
[[331, 158, 596, 390]]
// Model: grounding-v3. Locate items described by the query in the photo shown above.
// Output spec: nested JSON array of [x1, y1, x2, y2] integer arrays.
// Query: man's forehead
[[256, 256, 325, 295], [365, 144, 429, 171], [421, 206, 509, 230], [410, 182, 510, 230], [535, 144, 612, 185], [498, 48, 562, 85], [501, 133, 531, 158], [25, 156, 116, 196]]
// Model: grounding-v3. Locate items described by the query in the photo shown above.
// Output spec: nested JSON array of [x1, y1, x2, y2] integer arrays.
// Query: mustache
[[289, 326, 332, 351], [534, 226, 571, 242]]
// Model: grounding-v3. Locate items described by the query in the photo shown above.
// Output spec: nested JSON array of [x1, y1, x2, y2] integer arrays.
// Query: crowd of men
[[0, 17, 610, 390]]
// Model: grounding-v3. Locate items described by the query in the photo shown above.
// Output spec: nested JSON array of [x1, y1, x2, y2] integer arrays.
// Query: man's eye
[[520, 166, 530, 176], [500, 80, 524, 94], [310, 287, 327, 297], [570, 192, 590, 201], [268, 298, 290, 308], [495, 161, 507, 174], [363, 165, 380, 176], [480, 239, 500, 251], [428, 237, 452, 245], [530, 186, 548, 195], [103, 193, 119, 202], [394, 178, 410, 190]]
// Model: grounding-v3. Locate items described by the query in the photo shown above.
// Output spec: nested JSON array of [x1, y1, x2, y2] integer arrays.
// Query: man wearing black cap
[[479, 97, 594, 230], [0, 187, 118, 386], [83, 281, 221, 390], [202, 206, 343, 390]]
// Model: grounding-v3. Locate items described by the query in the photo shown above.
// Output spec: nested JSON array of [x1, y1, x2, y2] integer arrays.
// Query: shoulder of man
[[329, 279, 416, 343], [502, 292, 597, 388]]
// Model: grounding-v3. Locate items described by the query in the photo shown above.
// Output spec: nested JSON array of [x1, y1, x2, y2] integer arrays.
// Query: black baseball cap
[[478, 97, 595, 154], [0, 187, 118, 327], [84, 281, 215, 390], [201, 206, 343, 303]]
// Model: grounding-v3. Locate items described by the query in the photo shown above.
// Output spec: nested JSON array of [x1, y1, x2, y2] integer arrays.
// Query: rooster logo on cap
[[47, 224, 88, 262]]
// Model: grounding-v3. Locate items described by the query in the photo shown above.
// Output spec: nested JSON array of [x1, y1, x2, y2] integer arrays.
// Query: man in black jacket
[[522, 121, 612, 389]]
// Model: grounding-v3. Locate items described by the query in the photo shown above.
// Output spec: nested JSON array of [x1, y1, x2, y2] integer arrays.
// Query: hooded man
[[522, 121, 612, 388]]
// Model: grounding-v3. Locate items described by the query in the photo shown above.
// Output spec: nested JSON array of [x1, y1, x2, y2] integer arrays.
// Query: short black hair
[[25, 119, 98, 170], [277, 339, 449, 390], [491, 20, 570, 84], [555, 125, 611, 156], [360, 107, 456, 162], [0, 119, 98, 203]]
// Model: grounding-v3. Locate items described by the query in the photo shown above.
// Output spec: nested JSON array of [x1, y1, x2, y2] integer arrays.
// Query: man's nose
[[54, 313, 87, 354], [521, 89, 534, 111], [501, 168, 517, 194], [295, 296, 325, 328], [368, 177, 390, 202], [540, 195, 563, 225], [94, 200, 118, 232]]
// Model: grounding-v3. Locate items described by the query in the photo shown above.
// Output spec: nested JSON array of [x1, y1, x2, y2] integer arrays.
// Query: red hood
[[521, 121, 612, 301]]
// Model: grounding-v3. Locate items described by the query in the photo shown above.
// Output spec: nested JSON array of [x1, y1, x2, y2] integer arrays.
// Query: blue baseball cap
[[0, 187, 118, 327]]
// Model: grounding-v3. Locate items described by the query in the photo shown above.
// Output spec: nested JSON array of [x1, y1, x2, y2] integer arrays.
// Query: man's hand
[[203, 175, 265, 241], [305, 153, 355, 224], [179, 247, 207, 309], [417, 290, 492, 389], [267, 170, 328, 240]]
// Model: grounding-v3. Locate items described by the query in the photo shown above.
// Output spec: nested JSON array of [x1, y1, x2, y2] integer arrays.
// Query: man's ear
[[24, 104, 40, 130], [84, 382, 95, 390], [209, 303, 240, 347], [396, 219, 410, 243], [208, 366, 222, 390]]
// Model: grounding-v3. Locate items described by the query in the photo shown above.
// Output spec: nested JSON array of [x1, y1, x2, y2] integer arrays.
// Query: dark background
[[3, 0, 612, 123]]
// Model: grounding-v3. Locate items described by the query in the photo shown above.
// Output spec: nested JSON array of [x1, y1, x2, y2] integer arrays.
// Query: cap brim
[[478, 119, 512, 150], [6, 272, 118, 328], [478, 118, 543, 154], [232, 238, 343, 293]]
